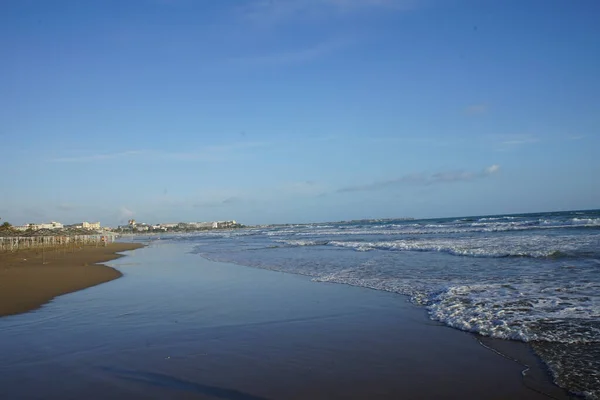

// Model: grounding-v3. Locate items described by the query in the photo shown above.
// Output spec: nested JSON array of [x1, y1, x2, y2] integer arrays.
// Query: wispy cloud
[[232, 39, 349, 67], [566, 134, 588, 141], [491, 134, 540, 151], [50, 141, 269, 163], [52, 150, 145, 163], [281, 181, 328, 197], [464, 104, 488, 115], [56, 203, 78, 211], [240, 0, 417, 24], [193, 196, 245, 208], [192, 188, 248, 208], [501, 137, 539, 146], [162, 141, 269, 161], [222, 196, 243, 205], [336, 165, 500, 193]]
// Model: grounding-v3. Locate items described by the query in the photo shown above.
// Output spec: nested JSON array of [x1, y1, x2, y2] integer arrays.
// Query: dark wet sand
[[0, 242, 575, 399], [0, 242, 144, 316]]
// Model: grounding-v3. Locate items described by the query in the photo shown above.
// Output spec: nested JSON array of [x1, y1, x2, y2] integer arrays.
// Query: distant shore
[[0, 242, 144, 317]]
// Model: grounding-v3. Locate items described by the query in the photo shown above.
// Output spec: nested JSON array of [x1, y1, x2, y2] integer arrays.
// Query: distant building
[[16, 221, 64, 231], [186, 222, 213, 229], [214, 220, 238, 228], [82, 221, 101, 230], [65, 221, 100, 230]]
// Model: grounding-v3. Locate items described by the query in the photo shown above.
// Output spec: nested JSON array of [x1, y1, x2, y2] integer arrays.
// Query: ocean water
[[175, 209, 600, 399]]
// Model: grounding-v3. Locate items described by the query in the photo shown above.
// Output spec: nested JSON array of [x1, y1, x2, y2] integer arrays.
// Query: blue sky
[[1, 0, 599, 226]]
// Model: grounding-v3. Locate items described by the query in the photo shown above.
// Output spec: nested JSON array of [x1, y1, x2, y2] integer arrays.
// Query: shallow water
[[0, 242, 569, 399], [180, 209, 600, 399]]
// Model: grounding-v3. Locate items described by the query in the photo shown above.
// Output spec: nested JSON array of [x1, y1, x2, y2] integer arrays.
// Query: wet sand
[[0, 242, 144, 317], [0, 242, 575, 399]]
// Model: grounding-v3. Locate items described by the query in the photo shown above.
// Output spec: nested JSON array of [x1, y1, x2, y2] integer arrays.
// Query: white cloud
[[485, 164, 500, 174]]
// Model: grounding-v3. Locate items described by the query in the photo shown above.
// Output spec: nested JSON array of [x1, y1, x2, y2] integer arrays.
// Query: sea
[[169, 209, 600, 399]]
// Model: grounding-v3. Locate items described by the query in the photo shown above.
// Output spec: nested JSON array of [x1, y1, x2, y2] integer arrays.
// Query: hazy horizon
[[2, 0, 598, 226]]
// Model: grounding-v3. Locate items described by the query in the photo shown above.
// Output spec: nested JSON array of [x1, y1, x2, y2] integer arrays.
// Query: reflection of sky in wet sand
[[0, 242, 570, 399]]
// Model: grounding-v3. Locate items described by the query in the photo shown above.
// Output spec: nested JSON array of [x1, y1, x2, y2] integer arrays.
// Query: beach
[[0, 242, 144, 317], [0, 241, 574, 399]]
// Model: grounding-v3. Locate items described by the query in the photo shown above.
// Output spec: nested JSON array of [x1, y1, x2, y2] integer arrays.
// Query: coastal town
[[116, 219, 242, 233], [0, 219, 243, 235], [0, 218, 243, 252]]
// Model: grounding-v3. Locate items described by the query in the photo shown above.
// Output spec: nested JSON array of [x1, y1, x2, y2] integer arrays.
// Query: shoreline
[[0, 242, 144, 317], [0, 241, 575, 399], [196, 252, 574, 399]]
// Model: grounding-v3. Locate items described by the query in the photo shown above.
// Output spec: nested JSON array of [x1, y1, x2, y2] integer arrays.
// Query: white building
[[214, 220, 238, 228], [82, 221, 101, 230], [186, 222, 213, 229], [159, 223, 178, 229], [17, 221, 64, 231]]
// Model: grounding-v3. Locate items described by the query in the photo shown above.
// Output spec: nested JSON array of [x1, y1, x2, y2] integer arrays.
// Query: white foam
[[427, 283, 600, 343], [262, 218, 600, 238], [276, 239, 321, 246], [312, 274, 600, 344], [322, 235, 595, 258]]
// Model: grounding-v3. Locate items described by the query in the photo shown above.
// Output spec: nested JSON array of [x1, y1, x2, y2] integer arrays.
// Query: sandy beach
[[0, 242, 144, 317]]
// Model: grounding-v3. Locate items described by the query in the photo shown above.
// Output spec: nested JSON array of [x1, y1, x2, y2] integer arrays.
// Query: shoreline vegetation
[[0, 242, 144, 317]]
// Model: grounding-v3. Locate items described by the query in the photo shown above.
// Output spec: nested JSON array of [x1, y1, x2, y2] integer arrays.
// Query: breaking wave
[[278, 235, 597, 259]]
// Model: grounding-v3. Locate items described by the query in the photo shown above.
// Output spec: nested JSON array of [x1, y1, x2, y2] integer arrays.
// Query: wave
[[427, 284, 600, 344], [278, 236, 596, 259], [310, 275, 600, 345], [327, 240, 569, 258], [478, 216, 518, 221], [276, 239, 327, 247], [261, 218, 600, 239]]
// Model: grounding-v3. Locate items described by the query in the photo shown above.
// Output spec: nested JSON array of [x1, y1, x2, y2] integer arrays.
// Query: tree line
[[0, 218, 13, 231]]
